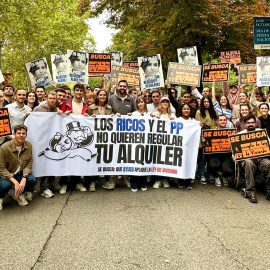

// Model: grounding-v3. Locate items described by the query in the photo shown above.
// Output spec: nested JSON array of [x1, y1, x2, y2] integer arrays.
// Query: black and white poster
[[110, 52, 123, 68], [67, 50, 89, 84], [25, 57, 53, 88], [138, 54, 165, 89], [51, 53, 67, 84], [177, 46, 199, 66], [257, 56, 270, 87]]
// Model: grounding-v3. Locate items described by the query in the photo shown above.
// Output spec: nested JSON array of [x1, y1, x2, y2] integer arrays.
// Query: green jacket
[[88, 104, 112, 115], [0, 140, 33, 179]]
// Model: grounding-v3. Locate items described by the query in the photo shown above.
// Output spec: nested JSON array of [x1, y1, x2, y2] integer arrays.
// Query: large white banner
[[25, 113, 201, 178]]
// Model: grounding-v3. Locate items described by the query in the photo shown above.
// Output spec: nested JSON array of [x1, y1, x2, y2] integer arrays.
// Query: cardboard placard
[[238, 64, 257, 84], [0, 108, 12, 137], [110, 65, 140, 86], [220, 51, 241, 64], [256, 56, 270, 87], [123, 61, 139, 68], [1, 73, 12, 86], [167, 62, 201, 87], [88, 53, 111, 77], [229, 129, 270, 161], [254, 17, 270, 49], [203, 63, 229, 82], [203, 128, 237, 154]]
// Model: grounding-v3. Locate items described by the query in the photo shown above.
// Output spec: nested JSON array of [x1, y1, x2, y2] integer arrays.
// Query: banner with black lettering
[[25, 113, 201, 178]]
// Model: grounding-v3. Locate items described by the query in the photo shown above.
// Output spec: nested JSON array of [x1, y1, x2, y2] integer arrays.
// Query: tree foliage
[[0, 0, 95, 89], [80, 0, 269, 67]]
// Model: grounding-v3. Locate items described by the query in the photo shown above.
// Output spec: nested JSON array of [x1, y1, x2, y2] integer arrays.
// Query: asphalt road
[[1, 179, 270, 270]]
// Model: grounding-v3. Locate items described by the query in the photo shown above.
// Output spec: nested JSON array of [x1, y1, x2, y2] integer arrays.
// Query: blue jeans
[[0, 173, 36, 198], [197, 148, 206, 178], [130, 176, 147, 189]]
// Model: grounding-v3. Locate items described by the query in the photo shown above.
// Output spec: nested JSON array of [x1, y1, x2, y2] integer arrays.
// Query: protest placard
[[51, 53, 67, 84], [167, 62, 201, 87], [1, 73, 12, 86], [110, 52, 123, 68], [110, 65, 140, 86], [203, 63, 229, 82], [202, 128, 236, 154], [177, 46, 199, 65], [25, 57, 53, 88], [67, 50, 89, 84], [238, 64, 257, 84], [88, 53, 111, 77], [254, 17, 270, 49], [0, 108, 12, 137], [220, 51, 241, 64], [229, 129, 270, 161], [25, 113, 201, 178], [123, 61, 139, 68], [257, 56, 270, 87], [0, 70, 4, 84], [138, 54, 165, 89]]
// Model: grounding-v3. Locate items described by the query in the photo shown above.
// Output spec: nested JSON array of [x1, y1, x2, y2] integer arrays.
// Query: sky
[[86, 12, 118, 52]]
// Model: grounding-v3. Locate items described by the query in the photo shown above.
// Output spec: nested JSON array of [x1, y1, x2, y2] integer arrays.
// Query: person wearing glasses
[[144, 90, 152, 104], [236, 114, 270, 203]]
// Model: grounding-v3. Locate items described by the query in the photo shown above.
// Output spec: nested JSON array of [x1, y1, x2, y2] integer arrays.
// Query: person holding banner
[[85, 89, 113, 191], [147, 90, 161, 113], [237, 114, 270, 203], [207, 114, 235, 187], [144, 90, 152, 104], [85, 92, 96, 107], [178, 103, 196, 189], [128, 96, 149, 192], [152, 96, 176, 188], [235, 104, 261, 132], [195, 97, 218, 184]]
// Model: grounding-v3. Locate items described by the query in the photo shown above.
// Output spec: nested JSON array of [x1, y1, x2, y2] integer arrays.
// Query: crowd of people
[[0, 78, 270, 211]]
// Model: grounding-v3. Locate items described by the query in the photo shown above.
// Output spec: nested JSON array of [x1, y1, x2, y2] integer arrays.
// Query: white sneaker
[[200, 176, 207, 184], [153, 181, 162, 189], [12, 195, 28, 206], [76, 183, 87, 192], [59, 185, 67, 195], [215, 177, 222, 187], [89, 182, 96, 192], [24, 192, 33, 201], [131, 188, 138, 192], [41, 189, 54, 198], [0, 198, 3, 210], [162, 179, 170, 188], [141, 186, 147, 191], [102, 181, 113, 190]]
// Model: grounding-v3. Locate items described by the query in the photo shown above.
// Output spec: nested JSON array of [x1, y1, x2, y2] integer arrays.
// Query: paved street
[[1, 180, 270, 270]]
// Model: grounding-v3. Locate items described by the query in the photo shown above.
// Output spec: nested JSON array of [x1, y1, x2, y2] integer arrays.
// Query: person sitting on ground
[[236, 114, 270, 203], [0, 125, 37, 210]]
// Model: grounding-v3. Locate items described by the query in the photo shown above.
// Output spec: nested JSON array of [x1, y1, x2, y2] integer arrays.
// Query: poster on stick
[[25, 57, 53, 88], [167, 62, 201, 87], [238, 64, 257, 84], [229, 129, 270, 161], [89, 53, 111, 77], [51, 53, 67, 84], [138, 54, 164, 89], [67, 50, 89, 84], [123, 61, 139, 68], [110, 65, 140, 86], [220, 51, 241, 64], [110, 52, 123, 68], [177, 46, 199, 65], [202, 63, 229, 82], [257, 56, 270, 87], [25, 113, 201, 178], [202, 128, 236, 154], [0, 108, 12, 137]]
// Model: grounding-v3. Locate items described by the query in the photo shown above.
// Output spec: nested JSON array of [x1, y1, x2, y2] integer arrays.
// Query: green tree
[[0, 0, 96, 89]]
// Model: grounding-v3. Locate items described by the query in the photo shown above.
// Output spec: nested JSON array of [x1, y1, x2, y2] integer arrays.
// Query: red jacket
[[66, 101, 88, 114]]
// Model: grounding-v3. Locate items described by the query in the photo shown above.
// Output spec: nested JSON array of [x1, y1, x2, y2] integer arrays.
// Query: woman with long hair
[[235, 103, 261, 132], [25, 92, 39, 110], [152, 97, 176, 188], [85, 92, 96, 107], [195, 97, 218, 184]]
